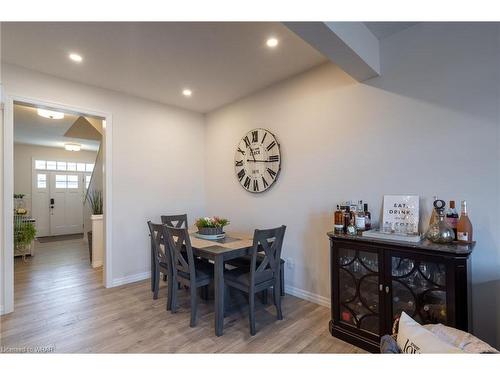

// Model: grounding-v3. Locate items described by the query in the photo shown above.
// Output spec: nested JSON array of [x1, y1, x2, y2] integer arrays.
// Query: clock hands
[[246, 159, 275, 163]]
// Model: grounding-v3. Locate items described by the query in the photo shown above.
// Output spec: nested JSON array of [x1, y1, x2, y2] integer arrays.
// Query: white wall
[[205, 23, 500, 347], [14, 143, 97, 213], [2, 64, 206, 287], [0, 22, 4, 314]]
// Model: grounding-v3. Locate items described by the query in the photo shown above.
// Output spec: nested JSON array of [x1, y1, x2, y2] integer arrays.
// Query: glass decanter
[[425, 199, 455, 244]]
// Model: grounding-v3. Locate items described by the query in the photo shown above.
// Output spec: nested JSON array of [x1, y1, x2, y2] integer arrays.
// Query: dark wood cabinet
[[327, 233, 474, 352]]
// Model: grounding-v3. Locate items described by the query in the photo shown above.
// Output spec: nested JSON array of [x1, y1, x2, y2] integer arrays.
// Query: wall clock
[[234, 128, 281, 193]]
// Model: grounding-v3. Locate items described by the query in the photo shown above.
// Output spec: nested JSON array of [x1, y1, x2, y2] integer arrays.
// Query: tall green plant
[[86, 190, 103, 215]]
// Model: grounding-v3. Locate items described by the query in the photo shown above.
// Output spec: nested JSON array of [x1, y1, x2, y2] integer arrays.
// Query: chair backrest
[[162, 226, 196, 283], [147, 221, 169, 266], [161, 214, 188, 229], [249, 225, 286, 284]]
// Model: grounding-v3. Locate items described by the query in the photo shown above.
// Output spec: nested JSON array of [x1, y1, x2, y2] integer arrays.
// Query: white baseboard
[[285, 285, 331, 308], [111, 271, 151, 287], [108, 271, 330, 310]]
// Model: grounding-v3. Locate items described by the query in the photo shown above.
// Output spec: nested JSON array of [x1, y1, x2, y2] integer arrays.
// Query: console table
[[327, 232, 475, 352]]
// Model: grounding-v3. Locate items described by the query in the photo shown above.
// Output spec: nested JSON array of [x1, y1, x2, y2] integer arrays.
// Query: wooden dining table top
[[188, 228, 254, 255]]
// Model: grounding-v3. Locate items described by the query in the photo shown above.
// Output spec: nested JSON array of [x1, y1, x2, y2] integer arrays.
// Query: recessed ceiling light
[[64, 143, 82, 152], [37, 108, 65, 120], [69, 53, 83, 63], [266, 38, 279, 48], [182, 89, 192, 97]]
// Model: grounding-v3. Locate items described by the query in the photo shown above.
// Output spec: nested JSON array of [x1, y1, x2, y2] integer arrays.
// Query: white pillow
[[397, 312, 463, 354]]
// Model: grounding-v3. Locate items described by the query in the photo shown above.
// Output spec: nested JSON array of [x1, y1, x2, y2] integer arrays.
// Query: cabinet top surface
[[327, 232, 474, 256]]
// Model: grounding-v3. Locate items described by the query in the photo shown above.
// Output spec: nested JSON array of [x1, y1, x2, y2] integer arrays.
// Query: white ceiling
[[2, 22, 327, 113], [364, 22, 419, 40], [14, 103, 101, 151]]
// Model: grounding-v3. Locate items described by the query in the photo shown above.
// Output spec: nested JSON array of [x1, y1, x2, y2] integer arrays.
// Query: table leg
[[214, 255, 225, 336]]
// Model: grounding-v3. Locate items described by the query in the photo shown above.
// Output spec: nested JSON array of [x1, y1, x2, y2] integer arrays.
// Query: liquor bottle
[[445, 200, 459, 240], [457, 200, 473, 243], [334, 205, 344, 234], [346, 217, 357, 236], [355, 200, 365, 232], [343, 206, 351, 233], [364, 203, 371, 230]]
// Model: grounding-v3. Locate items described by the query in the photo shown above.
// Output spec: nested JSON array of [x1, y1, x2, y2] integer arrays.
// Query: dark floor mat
[[37, 233, 84, 243]]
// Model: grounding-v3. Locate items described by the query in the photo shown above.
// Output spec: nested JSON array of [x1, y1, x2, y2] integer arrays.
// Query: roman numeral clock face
[[234, 128, 281, 193]]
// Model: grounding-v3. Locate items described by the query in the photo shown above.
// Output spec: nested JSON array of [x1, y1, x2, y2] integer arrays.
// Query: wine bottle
[[445, 200, 459, 240], [364, 203, 371, 230], [457, 200, 473, 243]]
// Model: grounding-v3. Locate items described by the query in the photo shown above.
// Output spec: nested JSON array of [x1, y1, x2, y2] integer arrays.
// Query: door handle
[[385, 286, 390, 294], [379, 284, 383, 292]]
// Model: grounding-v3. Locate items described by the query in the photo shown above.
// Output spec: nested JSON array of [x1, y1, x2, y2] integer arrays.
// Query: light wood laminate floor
[[0, 238, 364, 353]]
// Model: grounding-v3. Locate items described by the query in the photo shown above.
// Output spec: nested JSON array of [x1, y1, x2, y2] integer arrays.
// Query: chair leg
[[249, 291, 256, 336], [190, 284, 198, 327], [274, 280, 283, 320], [280, 263, 285, 296], [170, 278, 178, 313], [261, 289, 268, 304], [201, 285, 209, 300], [153, 268, 160, 300], [166, 271, 173, 311]]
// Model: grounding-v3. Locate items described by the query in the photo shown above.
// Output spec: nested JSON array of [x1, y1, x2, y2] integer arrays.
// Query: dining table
[[188, 229, 254, 337]]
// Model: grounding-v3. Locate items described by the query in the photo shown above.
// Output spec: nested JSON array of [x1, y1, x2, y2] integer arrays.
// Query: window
[[37, 174, 47, 189], [77, 163, 86, 172], [67, 162, 77, 171], [85, 175, 92, 189], [57, 161, 67, 171], [55, 174, 67, 189], [86, 163, 94, 172], [46, 161, 57, 170], [67, 175, 79, 189], [35, 160, 46, 170]]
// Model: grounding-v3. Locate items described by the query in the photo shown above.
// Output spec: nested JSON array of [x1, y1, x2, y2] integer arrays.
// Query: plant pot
[[197, 227, 224, 235], [87, 231, 93, 264]]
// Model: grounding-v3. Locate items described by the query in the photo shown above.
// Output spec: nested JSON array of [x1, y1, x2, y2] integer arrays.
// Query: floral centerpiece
[[195, 216, 230, 235]]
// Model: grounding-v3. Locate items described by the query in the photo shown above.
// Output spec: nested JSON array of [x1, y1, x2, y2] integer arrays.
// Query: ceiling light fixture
[[37, 108, 65, 120], [182, 89, 192, 97], [69, 53, 83, 63], [64, 143, 82, 152], [266, 37, 279, 48]]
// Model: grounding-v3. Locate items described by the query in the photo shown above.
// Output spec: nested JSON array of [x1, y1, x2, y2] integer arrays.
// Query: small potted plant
[[14, 221, 36, 251], [195, 216, 230, 235]]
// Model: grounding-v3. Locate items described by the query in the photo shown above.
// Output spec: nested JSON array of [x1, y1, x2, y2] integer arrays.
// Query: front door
[[48, 172, 84, 235]]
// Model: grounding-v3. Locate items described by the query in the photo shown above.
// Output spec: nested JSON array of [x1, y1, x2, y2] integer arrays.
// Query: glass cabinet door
[[390, 255, 447, 325], [338, 247, 380, 335]]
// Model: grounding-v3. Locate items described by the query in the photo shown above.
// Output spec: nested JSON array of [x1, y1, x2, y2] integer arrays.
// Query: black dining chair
[[163, 225, 213, 327], [149, 214, 189, 295], [147, 221, 173, 309], [161, 214, 188, 228], [224, 225, 286, 335], [226, 254, 286, 298]]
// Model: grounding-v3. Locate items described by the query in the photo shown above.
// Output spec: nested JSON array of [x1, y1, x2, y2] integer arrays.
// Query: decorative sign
[[382, 195, 420, 234]]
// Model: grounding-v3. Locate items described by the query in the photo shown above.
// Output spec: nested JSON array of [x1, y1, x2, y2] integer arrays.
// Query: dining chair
[[163, 225, 213, 327], [224, 225, 286, 335], [226, 254, 286, 298], [161, 214, 188, 228], [147, 221, 173, 309]]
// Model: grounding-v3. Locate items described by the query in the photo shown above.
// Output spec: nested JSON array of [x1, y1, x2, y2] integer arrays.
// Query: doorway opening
[[2, 96, 113, 315]]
